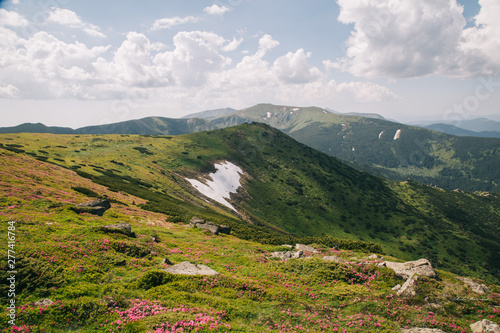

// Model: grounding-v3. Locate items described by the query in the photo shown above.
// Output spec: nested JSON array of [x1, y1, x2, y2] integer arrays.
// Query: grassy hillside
[[1, 138, 499, 332], [211, 104, 500, 192], [1, 124, 499, 285]]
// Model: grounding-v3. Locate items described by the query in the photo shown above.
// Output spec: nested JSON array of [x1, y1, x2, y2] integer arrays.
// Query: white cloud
[[154, 31, 233, 86], [204, 4, 230, 16], [0, 84, 20, 98], [272, 49, 322, 84], [222, 37, 243, 52], [151, 16, 200, 31], [0, 29, 109, 99], [334, 0, 500, 78], [257, 34, 279, 56], [0, 9, 29, 27], [47, 8, 105, 38]]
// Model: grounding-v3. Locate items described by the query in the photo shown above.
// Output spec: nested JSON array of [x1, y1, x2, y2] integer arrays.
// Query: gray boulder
[[458, 277, 491, 295], [378, 259, 436, 280], [470, 319, 500, 333], [295, 244, 319, 253], [323, 255, 343, 263], [397, 274, 418, 297], [73, 199, 111, 216], [271, 250, 304, 260], [163, 261, 218, 276], [189, 217, 231, 235], [35, 299, 53, 307], [103, 223, 132, 236]]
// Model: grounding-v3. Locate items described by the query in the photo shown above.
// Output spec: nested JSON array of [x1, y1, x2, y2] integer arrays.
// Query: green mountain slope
[[1, 123, 499, 284], [211, 104, 500, 192], [76, 116, 216, 135], [1, 125, 499, 332]]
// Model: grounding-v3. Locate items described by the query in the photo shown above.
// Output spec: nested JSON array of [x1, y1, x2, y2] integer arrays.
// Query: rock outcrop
[[103, 223, 132, 237], [162, 261, 218, 276], [470, 319, 500, 333], [73, 199, 111, 216], [35, 299, 53, 307], [271, 250, 304, 260], [296, 244, 319, 253], [458, 277, 491, 295], [189, 217, 231, 235], [378, 259, 436, 280], [323, 255, 343, 263], [397, 274, 418, 297]]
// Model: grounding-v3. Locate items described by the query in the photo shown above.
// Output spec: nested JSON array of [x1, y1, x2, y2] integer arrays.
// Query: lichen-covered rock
[[323, 255, 343, 263], [470, 319, 500, 333], [163, 261, 218, 276], [295, 244, 319, 253], [397, 275, 418, 297], [368, 254, 379, 260], [103, 223, 132, 236], [73, 199, 111, 216], [378, 259, 436, 280], [458, 277, 491, 295], [189, 217, 231, 235], [35, 299, 53, 307], [271, 250, 304, 260]]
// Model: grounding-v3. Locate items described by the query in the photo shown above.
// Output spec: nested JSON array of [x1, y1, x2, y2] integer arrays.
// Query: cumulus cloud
[[334, 0, 500, 78], [0, 84, 20, 98], [272, 49, 322, 84], [151, 16, 200, 31], [0, 8, 28, 27], [204, 4, 230, 16], [222, 37, 243, 52], [47, 8, 105, 38]]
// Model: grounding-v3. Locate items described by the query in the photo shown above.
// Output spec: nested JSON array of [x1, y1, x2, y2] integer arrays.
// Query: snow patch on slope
[[186, 161, 243, 211], [393, 129, 402, 140], [379, 130, 385, 139]]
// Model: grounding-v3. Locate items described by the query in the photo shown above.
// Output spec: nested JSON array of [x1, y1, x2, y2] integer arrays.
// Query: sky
[[0, 0, 499, 128]]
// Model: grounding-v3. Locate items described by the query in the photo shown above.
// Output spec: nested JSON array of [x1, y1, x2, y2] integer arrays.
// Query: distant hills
[[2, 103, 500, 192], [424, 123, 500, 138]]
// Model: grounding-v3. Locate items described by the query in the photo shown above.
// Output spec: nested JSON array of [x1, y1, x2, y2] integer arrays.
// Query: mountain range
[[1, 122, 499, 332], [1, 103, 500, 193]]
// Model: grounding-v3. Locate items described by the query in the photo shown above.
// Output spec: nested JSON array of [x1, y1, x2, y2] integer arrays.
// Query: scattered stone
[[470, 319, 500, 333], [103, 223, 132, 237], [271, 250, 304, 260], [397, 274, 418, 297], [35, 299, 53, 307], [458, 277, 491, 295], [401, 328, 447, 333], [163, 261, 218, 276], [378, 259, 436, 280], [73, 199, 111, 216], [392, 284, 401, 291], [296, 244, 319, 253], [368, 254, 379, 260], [323, 255, 343, 263], [161, 257, 173, 265], [281, 244, 293, 248], [189, 217, 231, 235]]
